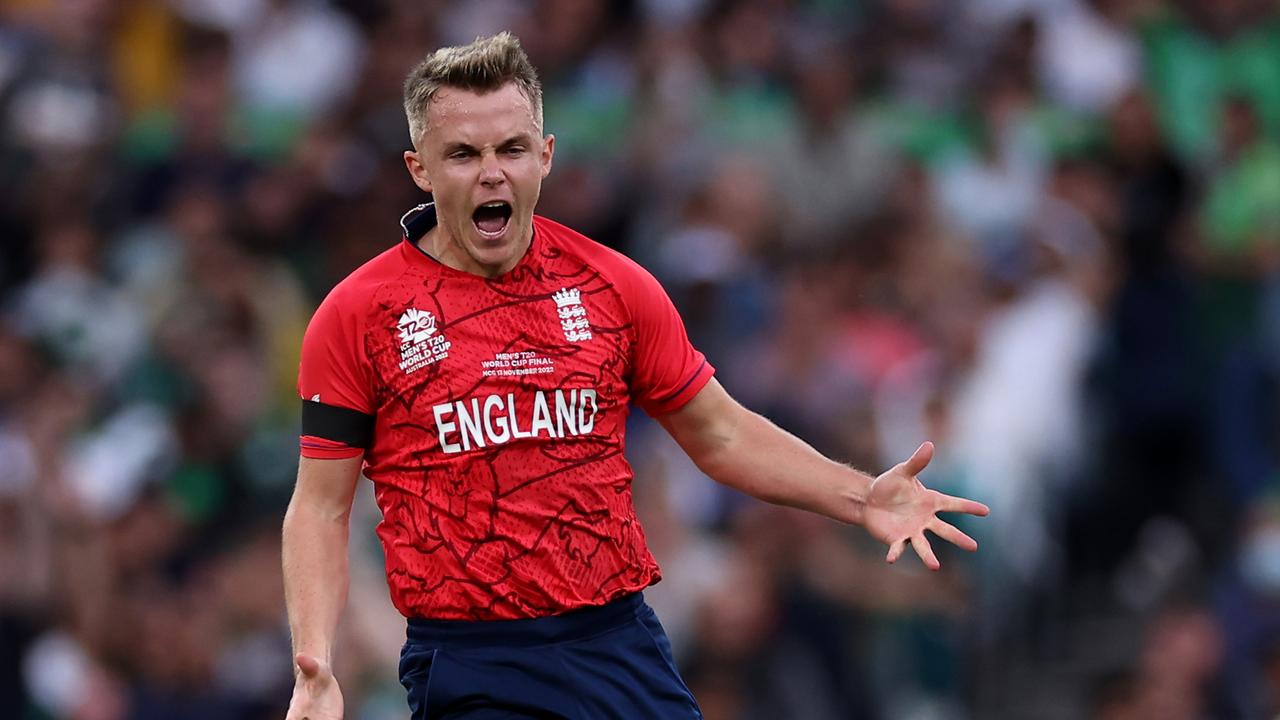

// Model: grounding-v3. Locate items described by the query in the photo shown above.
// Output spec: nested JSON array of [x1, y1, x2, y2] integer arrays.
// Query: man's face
[[404, 83, 554, 277]]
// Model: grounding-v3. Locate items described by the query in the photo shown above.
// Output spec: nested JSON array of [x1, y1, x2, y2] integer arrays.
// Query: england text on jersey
[[432, 389, 598, 453]]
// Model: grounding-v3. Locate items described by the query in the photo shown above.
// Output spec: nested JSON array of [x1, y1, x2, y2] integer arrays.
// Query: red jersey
[[297, 206, 714, 620]]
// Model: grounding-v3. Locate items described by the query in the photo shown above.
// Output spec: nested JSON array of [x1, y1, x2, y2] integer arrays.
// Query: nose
[[479, 151, 503, 187]]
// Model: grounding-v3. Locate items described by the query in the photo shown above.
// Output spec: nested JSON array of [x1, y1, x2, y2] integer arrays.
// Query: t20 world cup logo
[[398, 308, 437, 346], [396, 308, 450, 374]]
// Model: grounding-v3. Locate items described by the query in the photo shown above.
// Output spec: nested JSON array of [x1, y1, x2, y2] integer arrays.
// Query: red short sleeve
[[297, 294, 375, 458], [621, 265, 715, 416]]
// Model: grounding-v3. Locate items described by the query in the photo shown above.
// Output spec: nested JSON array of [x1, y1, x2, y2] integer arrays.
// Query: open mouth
[[472, 201, 512, 238]]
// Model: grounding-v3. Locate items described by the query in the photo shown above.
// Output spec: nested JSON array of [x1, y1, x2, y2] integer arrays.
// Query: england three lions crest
[[552, 288, 592, 343]]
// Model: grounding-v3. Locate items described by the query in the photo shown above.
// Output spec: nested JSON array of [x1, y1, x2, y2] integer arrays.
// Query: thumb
[[295, 652, 323, 678], [901, 441, 934, 477]]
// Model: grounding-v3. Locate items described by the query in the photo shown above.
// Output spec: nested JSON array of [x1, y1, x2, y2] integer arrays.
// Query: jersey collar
[[400, 202, 438, 241]]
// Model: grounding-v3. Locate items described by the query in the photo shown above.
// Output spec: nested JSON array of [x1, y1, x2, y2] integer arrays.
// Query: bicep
[[289, 455, 364, 522], [655, 378, 746, 468]]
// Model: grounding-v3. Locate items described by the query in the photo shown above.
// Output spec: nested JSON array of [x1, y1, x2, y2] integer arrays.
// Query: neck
[[418, 226, 531, 278]]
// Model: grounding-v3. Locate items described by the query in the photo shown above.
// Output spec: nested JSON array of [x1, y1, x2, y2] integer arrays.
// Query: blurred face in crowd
[[403, 83, 554, 277]]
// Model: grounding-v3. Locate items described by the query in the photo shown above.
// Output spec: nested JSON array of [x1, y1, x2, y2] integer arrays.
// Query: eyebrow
[[441, 141, 476, 156], [496, 134, 533, 148]]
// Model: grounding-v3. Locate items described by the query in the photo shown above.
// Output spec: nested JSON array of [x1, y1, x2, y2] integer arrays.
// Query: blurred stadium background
[[1, 0, 1279, 718]]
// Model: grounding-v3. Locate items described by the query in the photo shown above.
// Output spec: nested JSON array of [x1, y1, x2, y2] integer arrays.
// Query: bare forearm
[[662, 380, 988, 569], [282, 500, 350, 664], [694, 409, 871, 525]]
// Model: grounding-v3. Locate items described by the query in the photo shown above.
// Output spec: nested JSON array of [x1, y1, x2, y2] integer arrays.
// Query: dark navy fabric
[[398, 593, 702, 719]]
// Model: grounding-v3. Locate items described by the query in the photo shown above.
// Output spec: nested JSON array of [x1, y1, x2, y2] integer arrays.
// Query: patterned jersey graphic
[[298, 212, 714, 620]]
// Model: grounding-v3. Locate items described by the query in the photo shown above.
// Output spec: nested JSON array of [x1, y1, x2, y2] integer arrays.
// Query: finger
[[912, 533, 940, 571], [886, 538, 907, 564], [901, 441, 934, 476], [930, 518, 978, 552], [939, 494, 990, 517], [295, 652, 321, 678]]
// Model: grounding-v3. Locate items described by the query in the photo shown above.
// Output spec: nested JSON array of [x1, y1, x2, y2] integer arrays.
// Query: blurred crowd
[[1, 0, 1279, 718]]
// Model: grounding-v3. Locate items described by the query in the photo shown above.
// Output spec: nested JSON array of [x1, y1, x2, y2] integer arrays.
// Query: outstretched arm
[[656, 379, 988, 569], [282, 454, 363, 719]]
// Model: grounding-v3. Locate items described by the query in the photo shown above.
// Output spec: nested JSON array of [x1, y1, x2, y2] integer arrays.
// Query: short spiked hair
[[402, 32, 543, 148]]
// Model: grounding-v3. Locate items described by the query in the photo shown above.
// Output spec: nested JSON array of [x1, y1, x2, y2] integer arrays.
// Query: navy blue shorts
[[398, 593, 703, 719]]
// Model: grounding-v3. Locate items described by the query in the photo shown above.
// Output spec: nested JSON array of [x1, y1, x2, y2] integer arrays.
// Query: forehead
[[425, 84, 539, 143]]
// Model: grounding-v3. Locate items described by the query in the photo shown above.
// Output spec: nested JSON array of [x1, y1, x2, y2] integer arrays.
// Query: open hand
[[863, 442, 989, 570], [285, 652, 344, 720]]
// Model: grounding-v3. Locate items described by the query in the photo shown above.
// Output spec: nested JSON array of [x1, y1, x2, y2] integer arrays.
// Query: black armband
[[301, 400, 375, 448]]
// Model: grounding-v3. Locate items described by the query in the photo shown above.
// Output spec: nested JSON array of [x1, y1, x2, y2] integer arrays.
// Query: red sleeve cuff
[[639, 360, 715, 417], [300, 435, 364, 460]]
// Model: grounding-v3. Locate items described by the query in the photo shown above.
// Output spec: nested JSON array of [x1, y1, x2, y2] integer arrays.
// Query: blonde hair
[[403, 32, 543, 148]]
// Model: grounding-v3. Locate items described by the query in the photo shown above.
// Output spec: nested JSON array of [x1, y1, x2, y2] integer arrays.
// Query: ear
[[404, 150, 433, 194], [540, 134, 555, 179]]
